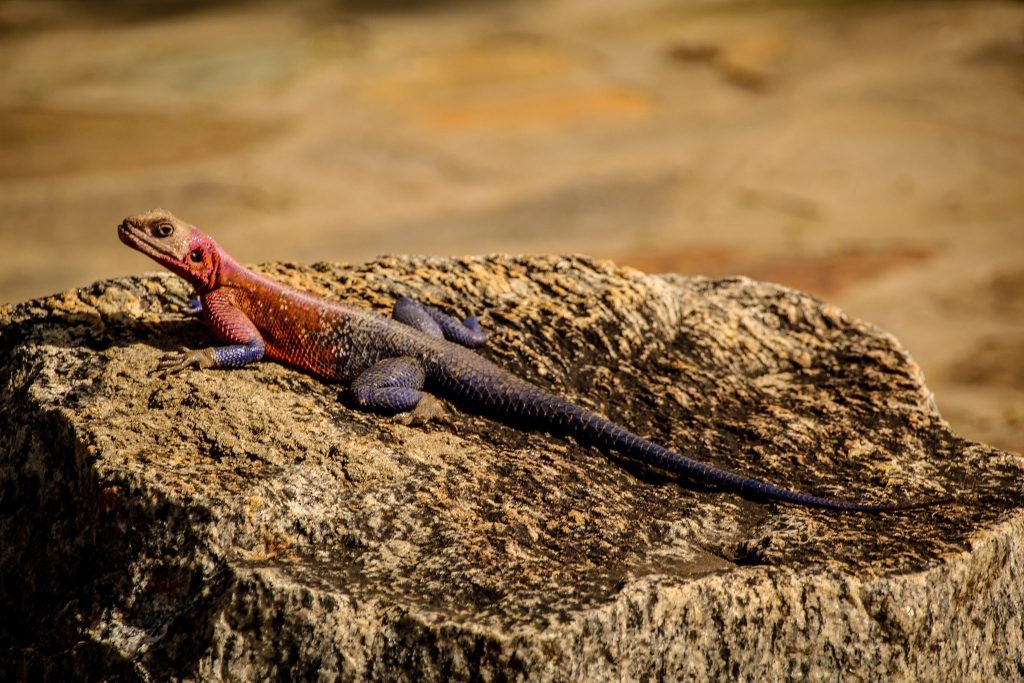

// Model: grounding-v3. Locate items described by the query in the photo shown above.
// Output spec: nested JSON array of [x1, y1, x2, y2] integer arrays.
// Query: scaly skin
[[118, 209, 934, 512]]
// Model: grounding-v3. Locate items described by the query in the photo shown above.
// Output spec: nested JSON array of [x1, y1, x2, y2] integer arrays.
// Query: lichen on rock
[[1, 255, 1021, 681]]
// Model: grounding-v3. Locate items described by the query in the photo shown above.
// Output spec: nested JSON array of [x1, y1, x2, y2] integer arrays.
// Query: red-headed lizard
[[119, 209, 937, 512]]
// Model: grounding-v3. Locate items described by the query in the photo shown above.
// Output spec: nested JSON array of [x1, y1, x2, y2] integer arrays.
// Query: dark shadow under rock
[[1, 255, 1021, 681]]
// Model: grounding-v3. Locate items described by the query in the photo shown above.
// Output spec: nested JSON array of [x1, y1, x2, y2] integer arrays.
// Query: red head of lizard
[[118, 209, 223, 294]]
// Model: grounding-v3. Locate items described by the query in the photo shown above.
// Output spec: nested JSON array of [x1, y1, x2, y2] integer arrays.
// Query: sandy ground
[[1, 0, 1021, 452]]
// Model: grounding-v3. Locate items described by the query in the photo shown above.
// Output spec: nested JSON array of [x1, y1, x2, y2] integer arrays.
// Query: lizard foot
[[154, 347, 216, 374], [395, 394, 447, 427], [164, 291, 204, 315]]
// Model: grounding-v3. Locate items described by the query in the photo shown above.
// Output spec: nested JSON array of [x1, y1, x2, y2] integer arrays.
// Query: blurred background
[[1, 0, 1021, 452]]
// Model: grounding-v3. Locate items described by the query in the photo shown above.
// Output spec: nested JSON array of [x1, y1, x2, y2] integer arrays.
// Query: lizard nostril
[[119, 219, 131, 230]]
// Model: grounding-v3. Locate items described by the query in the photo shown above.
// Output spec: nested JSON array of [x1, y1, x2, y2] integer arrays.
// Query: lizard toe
[[395, 395, 448, 427], [155, 348, 215, 374]]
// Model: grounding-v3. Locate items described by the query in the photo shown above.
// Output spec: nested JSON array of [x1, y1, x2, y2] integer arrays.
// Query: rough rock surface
[[1, 255, 1021, 681]]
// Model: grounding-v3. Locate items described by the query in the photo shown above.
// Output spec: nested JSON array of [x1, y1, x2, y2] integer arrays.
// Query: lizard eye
[[155, 223, 173, 237], [189, 249, 204, 263]]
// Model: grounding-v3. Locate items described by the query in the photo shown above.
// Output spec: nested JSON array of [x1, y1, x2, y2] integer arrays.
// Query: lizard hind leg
[[392, 296, 486, 348], [350, 356, 445, 425]]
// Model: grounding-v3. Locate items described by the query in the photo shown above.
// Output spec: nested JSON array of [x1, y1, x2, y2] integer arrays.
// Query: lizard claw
[[154, 347, 216, 374], [395, 395, 448, 427], [163, 291, 203, 315]]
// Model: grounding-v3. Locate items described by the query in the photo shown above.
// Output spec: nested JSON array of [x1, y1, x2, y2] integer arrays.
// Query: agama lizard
[[118, 209, 929, 512]]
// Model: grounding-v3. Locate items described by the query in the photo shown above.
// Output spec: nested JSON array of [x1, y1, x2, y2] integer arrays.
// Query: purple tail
[[552, 400, 924, 512]]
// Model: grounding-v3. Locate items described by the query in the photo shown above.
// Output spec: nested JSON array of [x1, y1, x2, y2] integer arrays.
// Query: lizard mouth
[[116, 219, 135, 245], [118, 219, 153, 255], [118, 218, 184, 263]]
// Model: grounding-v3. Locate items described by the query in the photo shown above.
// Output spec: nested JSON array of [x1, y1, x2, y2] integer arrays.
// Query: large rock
[[1, 255, 1021, 681]]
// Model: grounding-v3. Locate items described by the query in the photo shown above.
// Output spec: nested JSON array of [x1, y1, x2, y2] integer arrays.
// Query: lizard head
[[118, 209, 222, 293]]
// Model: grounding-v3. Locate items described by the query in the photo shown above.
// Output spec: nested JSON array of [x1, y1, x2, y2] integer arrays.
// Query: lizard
[[118, 208, 933, 512]]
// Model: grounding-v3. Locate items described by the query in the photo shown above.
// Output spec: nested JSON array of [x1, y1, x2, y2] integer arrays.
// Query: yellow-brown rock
[[1, 256, 1021, 680]]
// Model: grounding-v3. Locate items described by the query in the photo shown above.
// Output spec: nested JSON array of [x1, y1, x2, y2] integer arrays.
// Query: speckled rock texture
[[1, 255, 1022, 681]]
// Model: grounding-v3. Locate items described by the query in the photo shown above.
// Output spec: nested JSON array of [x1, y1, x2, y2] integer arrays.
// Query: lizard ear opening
[[180, 233, 223, 293]]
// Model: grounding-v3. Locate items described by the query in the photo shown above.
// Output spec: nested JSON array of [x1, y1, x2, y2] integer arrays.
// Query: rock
[[1, 255, 1021, 681]]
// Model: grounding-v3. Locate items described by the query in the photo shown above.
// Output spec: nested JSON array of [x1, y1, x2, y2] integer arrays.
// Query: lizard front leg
[[350, 356, 446, 425], [392, 296, 486, 348], [157, 290, 266, 373]]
